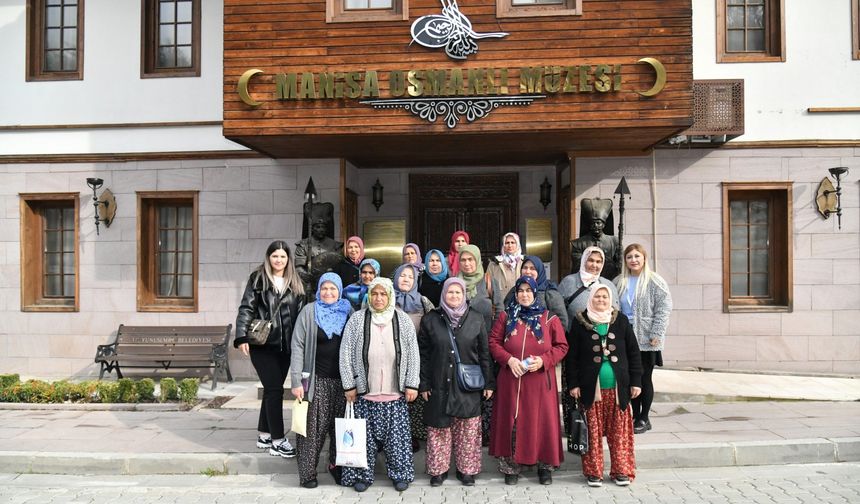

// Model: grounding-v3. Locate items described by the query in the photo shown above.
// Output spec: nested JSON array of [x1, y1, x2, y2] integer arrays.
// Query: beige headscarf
[[367, 277, 396, 325], [579, 246, 605, 287], [586, 284, 613, 324]]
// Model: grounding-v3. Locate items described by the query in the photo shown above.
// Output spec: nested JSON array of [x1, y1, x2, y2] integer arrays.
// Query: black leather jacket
[[234, 271, 305, 352]]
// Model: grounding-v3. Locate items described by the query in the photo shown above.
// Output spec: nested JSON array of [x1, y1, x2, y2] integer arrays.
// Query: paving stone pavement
[[1, 463, 859, 503]]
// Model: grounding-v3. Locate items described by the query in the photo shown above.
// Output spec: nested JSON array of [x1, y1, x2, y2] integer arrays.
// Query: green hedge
[[0, 374, 198, 404]]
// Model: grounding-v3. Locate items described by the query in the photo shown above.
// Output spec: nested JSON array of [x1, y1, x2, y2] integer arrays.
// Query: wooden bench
[[94, 325, 233, 390]]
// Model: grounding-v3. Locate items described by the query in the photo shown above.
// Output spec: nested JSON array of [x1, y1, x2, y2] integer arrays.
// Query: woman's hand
[[344, 389, 357, 403], [507, 357, 527, 378], [569, 387, 581, 399], [649, 338, 659, 347], [291, 386, 304, 401], [630, 386, 642, 399], [483, 390, 494, 400], [405, 389, 418, 403], [421, 391, 431, 401], [526, 355, 543, 372], [239, 343, 249, 357]]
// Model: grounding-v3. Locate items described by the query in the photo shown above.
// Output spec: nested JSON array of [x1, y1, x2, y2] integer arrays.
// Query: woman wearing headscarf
[[418, 249, 449, 306], [614, 244, 672, 435], [393, 263, 435, 452], [234, 240, 306, 459], [402, 243, 425, 273], [339, 277, 420, 493], [486, 232, 524, 314], [502, 255, 568, 331], [558, 246, 619, 451], [290, 273, 353, 488], [488, 276, 568, 485], [332, 236, 364, 288], [342, 258, 380, 311], [566, 284, 642, 487], [447, 230, 470, 277], [418, 277, 495, 487]]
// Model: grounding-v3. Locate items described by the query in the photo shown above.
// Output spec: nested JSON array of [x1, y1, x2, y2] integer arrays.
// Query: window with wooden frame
[[137, 192, 198, 312], [498, 0, 581, 18], [852, 0, 860, 60], [716, 0, 785, 63], [20, 193, 79, 312], [327, 0, 407, 23], [722, 182, 792, 312], [141, 0, 201, 78], [26, 0, 85, 81]]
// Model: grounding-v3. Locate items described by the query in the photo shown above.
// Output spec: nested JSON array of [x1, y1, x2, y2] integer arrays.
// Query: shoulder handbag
[[248, 290, 288, 346], [564, 285, 589, 306], [568, 399, 589, 455], [446, 320, 485, 392]]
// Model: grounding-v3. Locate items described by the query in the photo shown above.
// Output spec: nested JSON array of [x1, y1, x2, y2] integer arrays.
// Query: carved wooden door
[[410, 173, 518, 266]]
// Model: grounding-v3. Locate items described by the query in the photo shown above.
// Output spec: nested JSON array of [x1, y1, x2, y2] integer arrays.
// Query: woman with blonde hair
[[234, 240, 306, 459], [615, 243, 672, 434]]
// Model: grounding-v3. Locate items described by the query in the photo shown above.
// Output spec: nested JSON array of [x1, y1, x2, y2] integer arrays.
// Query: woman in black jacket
[[565, 284, 642, 488], [235, 240, 306, 459], [418, 277, 495, 487]]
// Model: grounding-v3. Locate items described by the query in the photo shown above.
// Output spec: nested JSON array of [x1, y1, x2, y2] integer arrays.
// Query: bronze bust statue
[[294, 202, 343, 296], [570, 198, 620, 280]]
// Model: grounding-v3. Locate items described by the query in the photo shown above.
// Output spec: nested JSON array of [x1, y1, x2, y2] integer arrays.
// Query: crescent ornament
[[238, 68, 264, 107], [636, 57, 667, 97]]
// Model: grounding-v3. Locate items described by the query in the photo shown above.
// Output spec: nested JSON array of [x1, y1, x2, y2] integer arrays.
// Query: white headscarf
[[495, 232, 524, 271], [367, 277, 396, 325], [586, 284, 613, 324], [579, 246, 606, 287]]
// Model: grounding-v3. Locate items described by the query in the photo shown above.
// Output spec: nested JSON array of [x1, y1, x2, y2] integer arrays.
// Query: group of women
[[234, 231, 672, 491]]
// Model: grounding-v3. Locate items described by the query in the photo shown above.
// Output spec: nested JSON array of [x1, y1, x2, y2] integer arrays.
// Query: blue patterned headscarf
[[523, 255, 557, 292], [314, 273, 352, 339], [393, 264, 423, 314], [504, 276, 546, 341], [424, 249, 448, 282], [342, 258, 380, 309]]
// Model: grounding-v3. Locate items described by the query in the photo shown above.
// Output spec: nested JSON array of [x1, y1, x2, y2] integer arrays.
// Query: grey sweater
[[558, 274, 620, 332], [290, 303, 354, 402], [339, 308, 420, 395]]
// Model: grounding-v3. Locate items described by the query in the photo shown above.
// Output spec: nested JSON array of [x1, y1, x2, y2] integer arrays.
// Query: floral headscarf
[[496, 232, 524, 271], [367, 277, 396, 325], [447, 230, 470, 277], [314, 273, 352, 339], [523, 255, 556, 292], [393, 264, 423, 314], [424, 249, 449, 282], [504, 276, 546, 341], [456, 244, 485, 299], [440, 277, 468, 328], [579, 246, 605, 287]]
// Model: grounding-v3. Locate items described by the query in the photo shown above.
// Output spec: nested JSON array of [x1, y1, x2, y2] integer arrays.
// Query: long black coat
[[331, 256, 360, 289], [418, 307, 495, 428], [565, 309, 643, 410], [234, 271, 305, 352]]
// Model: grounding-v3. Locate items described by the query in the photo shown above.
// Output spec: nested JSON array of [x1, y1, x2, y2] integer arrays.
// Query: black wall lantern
[[539, 176, 552, 210], [86, 177, 117, 236], [372, 178, 384, 211], [816, 167, 849, 230]]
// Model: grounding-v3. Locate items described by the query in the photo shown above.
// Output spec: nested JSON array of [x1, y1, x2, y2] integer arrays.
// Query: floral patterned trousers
[[580, 388, 636, 481], [425, 416, 482, 476]]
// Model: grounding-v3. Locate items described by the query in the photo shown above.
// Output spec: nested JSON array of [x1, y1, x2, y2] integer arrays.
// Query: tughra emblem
[[411, 0, 508, 60]]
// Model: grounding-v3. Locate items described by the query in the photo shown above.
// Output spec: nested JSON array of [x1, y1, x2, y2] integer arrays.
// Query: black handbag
[[568, 399, 589, 455], [446, 323, 485, 392]]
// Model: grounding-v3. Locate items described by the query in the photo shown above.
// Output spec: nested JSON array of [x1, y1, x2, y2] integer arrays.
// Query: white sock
[[259, 433, 271, 440], [272, 437, 286, 447]]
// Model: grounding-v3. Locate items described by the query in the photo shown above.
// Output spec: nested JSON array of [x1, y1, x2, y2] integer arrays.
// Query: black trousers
[[632, 350, 662, 422], [250, 345, 291, 439]]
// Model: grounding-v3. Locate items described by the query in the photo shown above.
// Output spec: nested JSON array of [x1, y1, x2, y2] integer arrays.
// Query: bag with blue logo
[[335, 401, 368, 468]]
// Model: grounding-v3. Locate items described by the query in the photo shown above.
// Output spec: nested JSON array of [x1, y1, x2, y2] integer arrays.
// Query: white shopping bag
[[335, 401, 368, 469]]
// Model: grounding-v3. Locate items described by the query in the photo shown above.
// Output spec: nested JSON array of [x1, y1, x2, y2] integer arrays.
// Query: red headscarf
[[447, 230, 470, 277]]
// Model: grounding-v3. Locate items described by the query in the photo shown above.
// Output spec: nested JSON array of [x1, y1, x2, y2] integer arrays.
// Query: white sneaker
[[269, 439, 296, 458], [256, 435, 272, 449]]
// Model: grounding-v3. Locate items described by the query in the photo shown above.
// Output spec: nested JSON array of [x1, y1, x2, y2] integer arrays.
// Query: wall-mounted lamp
[[85, 177, 117, 236], [816, 167, 848, 230], [539, 177, 552, 210], [372, 178, 384, 212]]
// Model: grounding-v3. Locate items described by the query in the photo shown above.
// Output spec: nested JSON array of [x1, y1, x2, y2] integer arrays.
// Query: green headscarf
[[457, 244, 485, 299]]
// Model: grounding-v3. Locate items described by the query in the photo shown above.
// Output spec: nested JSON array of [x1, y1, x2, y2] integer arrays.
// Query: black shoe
[[613, 474, 631, 486], [300, 479, 318, 489], [393, 480, 409, 492], [354, 481, 369, 492], [269, 439, 296, 458], [430, 473, 448, 486], [504, 474, 518, 485], [587, 476, 603, 487], [456, 470, 475, 486], [538, 468, 552, 485], [411, 437, 421, 453], [328, 465, 342, 485], [634, 419, 652, 434]]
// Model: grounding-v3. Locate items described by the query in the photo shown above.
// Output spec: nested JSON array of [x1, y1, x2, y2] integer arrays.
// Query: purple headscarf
[[440, 277, 468, 328]]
